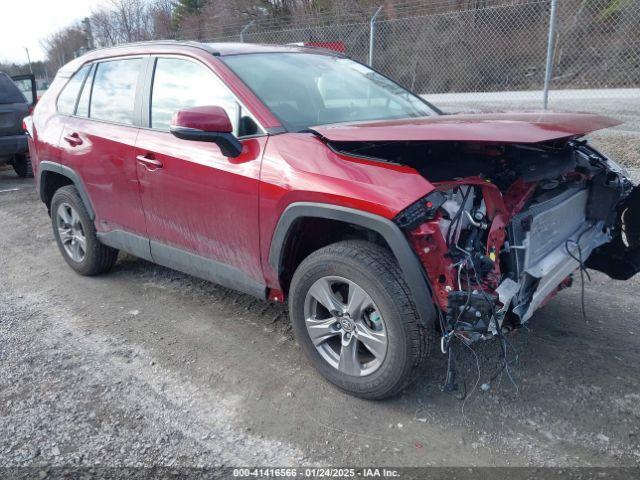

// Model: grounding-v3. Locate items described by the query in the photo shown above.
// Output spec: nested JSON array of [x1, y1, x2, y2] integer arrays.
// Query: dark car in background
[[0, 72, 36, 177]]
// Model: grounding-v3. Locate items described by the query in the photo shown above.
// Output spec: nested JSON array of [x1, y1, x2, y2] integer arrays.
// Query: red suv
[[26, 42, 639, 399]]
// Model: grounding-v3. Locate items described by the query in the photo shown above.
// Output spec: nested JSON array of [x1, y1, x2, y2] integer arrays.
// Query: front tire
[[289, 240, 433, 399], [50, 185, 118, 276]]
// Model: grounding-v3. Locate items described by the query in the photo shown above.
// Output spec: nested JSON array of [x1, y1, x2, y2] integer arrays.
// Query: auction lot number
[[233, 468, 400, 478]]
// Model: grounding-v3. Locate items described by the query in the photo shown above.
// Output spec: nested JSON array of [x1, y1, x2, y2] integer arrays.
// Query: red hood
[[309, 112, 622, 144]]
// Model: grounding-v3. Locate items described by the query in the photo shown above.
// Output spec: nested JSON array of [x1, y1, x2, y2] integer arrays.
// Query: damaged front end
[[333, 138, 640, 343]]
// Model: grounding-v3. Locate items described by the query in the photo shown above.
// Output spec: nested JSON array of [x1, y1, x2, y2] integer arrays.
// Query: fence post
[[240, 20, 255, 43], [368, 6, 383, 66], [543, 0, 558, 109]]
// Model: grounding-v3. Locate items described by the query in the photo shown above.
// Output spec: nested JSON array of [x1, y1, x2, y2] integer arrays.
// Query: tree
[[150, 0, 175, 39], [40, 25, 87, 72], [172, 0, 209, 30]]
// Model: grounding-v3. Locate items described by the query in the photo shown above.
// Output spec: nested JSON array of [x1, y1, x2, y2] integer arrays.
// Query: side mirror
[[170, 106, 242, 158]]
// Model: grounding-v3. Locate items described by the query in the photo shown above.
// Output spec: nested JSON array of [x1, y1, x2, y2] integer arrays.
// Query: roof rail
[[88, 40, 221, 56]]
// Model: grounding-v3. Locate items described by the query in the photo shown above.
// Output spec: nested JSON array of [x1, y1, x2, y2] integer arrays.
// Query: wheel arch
[[268, 202, 437, 327], [39, 161, 95, 219]]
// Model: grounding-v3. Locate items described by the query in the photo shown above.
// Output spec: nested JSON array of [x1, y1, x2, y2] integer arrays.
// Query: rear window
[[90, 58, 142, 125], [0, 73, 26, 104], [57, 65, 91, 115]]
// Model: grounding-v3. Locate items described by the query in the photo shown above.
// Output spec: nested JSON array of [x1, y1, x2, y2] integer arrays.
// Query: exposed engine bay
[[330, 139, 640, 346]]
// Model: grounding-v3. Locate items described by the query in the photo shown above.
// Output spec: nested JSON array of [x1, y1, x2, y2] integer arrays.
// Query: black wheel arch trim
[[38, 161, 96, 220], [268, 202, 437, 327]]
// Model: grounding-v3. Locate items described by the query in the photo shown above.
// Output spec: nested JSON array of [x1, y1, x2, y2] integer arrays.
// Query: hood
[[309, 111, 622, 144]]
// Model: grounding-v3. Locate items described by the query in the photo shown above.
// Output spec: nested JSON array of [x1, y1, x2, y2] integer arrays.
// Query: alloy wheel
[[303, 276, 388, 376], [56, 202, 87, 263]]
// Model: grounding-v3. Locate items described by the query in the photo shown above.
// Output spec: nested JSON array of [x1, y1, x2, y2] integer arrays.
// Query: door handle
[[136, 154, 163, 171], [63, 132, 83, 147]]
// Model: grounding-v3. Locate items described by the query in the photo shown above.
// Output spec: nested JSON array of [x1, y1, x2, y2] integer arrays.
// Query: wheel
[[50, 185, 118, 275], [289, 240, 433, 399], [12, 154, 33, 178]]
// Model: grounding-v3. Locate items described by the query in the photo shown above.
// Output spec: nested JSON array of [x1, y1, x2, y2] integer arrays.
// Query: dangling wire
[[564, 225, 593, 322]]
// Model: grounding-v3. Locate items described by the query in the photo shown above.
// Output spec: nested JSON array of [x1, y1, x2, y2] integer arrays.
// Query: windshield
[[222, 53, 436, 132]]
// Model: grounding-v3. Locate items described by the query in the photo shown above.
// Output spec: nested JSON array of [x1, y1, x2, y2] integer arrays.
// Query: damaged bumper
[[393, 142, 640, 339]]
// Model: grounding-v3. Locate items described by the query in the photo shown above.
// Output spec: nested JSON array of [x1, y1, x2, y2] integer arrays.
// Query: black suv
[[0, 72, 36, 177]]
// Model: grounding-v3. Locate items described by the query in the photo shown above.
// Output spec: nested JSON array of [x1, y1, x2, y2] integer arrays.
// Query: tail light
[[23, 116, 34, 137]]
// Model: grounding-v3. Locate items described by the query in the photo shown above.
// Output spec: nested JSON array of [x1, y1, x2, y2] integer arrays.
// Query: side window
[[151, 57, 240, 133], [0, 73, 25, 104], [57, 64, 91, 115], [75, 64, 95, 118], [90, 58, 143, 125]]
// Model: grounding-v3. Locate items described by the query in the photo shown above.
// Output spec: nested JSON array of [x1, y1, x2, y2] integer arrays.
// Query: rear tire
[[12, 154, 33, 178], [50, 185, 118, 276], [289, 240, 433, 399]]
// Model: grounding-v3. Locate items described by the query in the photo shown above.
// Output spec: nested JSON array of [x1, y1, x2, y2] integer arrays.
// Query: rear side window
[[57, 65, 91, 114], [0, 73, 26, 104], [90, 58, 143, 125], [150, 57, 239, 132], [12, 77, 35, 104]]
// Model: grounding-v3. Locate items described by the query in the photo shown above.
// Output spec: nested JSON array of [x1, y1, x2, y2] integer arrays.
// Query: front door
[[134, 56, 266, 295]]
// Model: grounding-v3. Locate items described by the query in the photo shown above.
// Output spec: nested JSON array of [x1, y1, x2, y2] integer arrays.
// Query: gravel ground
[[1, 121, 639, 469]]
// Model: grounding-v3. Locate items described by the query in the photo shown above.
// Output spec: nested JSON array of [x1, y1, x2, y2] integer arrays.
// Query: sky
[[0, 0, 107, 64]]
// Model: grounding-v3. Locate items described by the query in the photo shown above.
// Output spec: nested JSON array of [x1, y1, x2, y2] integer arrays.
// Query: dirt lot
[[1, 135, 640, 467]]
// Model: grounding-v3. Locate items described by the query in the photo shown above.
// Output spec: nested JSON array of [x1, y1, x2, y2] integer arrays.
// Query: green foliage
[[595, 0, 631, 21], [172, 0, 209, 28]]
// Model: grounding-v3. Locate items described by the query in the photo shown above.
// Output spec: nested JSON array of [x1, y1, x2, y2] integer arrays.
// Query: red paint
[[268, 289, 284, 303], [311, 112, 622, 144], [171, 106, 233, 132], [302, 42, 346, 53], [503, 178, 537, 218], [408, 177, 530, 308], [409, 220, 454, 310], [61, 118, 147, 236], [134, 130, 266, 281], [258, 133, 433, 287]]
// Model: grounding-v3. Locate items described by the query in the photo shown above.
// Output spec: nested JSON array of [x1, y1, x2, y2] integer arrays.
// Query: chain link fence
[[182, 0, 638, 107]]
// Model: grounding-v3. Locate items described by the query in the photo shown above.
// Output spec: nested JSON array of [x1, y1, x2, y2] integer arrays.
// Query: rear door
[[11, 74, 37, 107], [133, 55, 266, 290], [58, 57, 149, 254]]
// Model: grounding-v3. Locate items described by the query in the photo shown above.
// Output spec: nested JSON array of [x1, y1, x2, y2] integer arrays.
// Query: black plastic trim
[[265, 126, 287, 135], [268, 202, 437, 326], [97, 230, 152, 262], [96, 229, 266, 298], [151, 240, 267, 299], [38, 161, 96, 220], [169, 127, 242, 157]]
